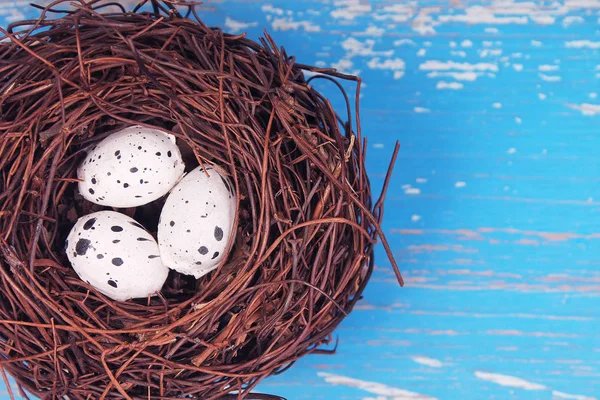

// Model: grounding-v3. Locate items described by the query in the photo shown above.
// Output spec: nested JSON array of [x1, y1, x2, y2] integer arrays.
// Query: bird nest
[[0, 1, 402, 399]]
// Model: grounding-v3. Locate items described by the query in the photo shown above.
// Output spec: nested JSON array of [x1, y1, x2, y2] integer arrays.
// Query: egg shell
[[66, 211, 169, 301], [78, 125, 185, 208], [158, 165, 237, 278]]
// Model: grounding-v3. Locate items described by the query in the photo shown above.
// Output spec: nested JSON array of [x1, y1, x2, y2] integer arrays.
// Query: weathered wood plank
[[1, 1, 598, 399]]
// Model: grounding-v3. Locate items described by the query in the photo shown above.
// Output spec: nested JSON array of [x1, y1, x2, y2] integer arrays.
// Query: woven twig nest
[[0, 1, 402, 398]]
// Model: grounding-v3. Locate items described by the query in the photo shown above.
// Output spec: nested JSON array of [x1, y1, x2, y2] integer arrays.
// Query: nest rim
[[0, 1, 401, 399]]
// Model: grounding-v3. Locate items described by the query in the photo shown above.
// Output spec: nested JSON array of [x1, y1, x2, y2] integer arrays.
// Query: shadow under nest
[[0, 1, 401, 398]]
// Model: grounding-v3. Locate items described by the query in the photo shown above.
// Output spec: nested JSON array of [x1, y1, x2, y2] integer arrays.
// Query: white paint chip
[[394, 39, 416, 46], [318, 372, 437, 399], [539, 73, 562, 82], [356, 25, 385, 37], [515, 117, 522, 124], [562, 16, 584, 27], [331, 58, 354, 73], [566, 103, 600, 116], [565, 40, 600, 49], [475, 371, 546, 391], [412, 8, 438, 35], [303, 71, 323, 79], [493, 102, 502, 109], [539, 64, 559, 72], [411, 215, 421, 222], [427, 71, 481, 82], [372, 8, 412, 23], [420, 60, 498, 72], [538, 93, 547, 100], [455, 181, 466, 188], [367, 58, 403, 71], [341, 37, 394, 57], [552, 390, 596, 400], [437, 81, 464, 90], [531, 15, 555, 25], [411, 356, 443, 368], [414, 107, 431, 113], [405, 188, 421, 195], [439, 10, 527, 25], [330, 0, 371, 20], [261, 4, 284, 15], [224, 17, 258, 34], [367, 58, 406, 78], [271, 18, 321, 32], [5, 12, 25, 23]]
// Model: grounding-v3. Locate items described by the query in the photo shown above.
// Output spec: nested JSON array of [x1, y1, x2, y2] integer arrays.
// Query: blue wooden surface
[[2, 1, 600, 399]]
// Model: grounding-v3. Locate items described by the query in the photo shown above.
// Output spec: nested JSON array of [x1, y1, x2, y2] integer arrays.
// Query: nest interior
[[0, 1, 401, 399]]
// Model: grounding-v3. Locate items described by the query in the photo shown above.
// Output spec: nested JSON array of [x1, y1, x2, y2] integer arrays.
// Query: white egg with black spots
[[78, 125, 185, 207], [65, 211, 169, 301], [158, 165, 236, 278]]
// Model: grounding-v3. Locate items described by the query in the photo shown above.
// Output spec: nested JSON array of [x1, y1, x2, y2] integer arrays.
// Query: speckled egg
[[65, 211, 169, 301], [157, 165, 237, 278], [78, 125, 185, 208]]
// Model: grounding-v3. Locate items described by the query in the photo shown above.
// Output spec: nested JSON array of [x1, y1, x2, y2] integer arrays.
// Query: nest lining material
[[0, 1, 402, 398]]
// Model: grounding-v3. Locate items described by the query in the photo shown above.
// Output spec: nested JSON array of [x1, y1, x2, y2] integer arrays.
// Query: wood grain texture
[[1, 1, 599, 399]]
